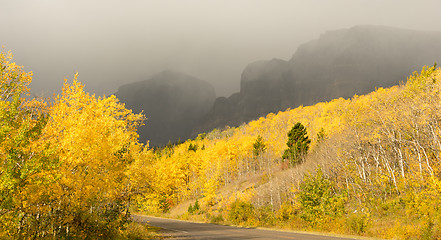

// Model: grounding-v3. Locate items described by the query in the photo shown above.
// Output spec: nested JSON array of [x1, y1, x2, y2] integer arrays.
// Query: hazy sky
[[2, 0, 441, 97]]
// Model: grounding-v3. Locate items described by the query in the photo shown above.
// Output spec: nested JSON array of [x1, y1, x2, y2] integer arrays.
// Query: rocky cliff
[[115, 70, 215, 146], [199, 25, 441, 131], [116, 25, 441, 146]]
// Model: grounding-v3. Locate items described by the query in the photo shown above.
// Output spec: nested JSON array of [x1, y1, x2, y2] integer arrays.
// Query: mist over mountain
[[199, 25, 441, 132], [117, 25, 441, 146], [115, 70, 215, 146]]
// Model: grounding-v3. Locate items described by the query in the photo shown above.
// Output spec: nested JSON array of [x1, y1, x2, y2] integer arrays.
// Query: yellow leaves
[[202, 178, 219, 206], [47, 75, 144, 165], [34, 75, 146, 233], [1, 49, 152, 237], [0, 49, 32, 100], [136, 65, 441, 239]]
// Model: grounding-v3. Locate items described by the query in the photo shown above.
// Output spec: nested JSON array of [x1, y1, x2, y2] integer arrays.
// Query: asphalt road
[[133, 214, 360, 240]]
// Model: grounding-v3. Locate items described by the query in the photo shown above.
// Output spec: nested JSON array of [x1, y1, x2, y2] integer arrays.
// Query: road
[[133, 214, 360, 240]]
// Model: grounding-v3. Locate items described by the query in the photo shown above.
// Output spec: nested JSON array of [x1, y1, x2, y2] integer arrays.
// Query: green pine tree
[[253, 135, 266, 157], [193, 199, 200, 212], [188, 203, 194, 214], [282, 122, 311, 166]]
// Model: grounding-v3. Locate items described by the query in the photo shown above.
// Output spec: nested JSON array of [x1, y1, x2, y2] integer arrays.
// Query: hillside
[[200, 25, 441, 131], [131, 65, 441, 239]]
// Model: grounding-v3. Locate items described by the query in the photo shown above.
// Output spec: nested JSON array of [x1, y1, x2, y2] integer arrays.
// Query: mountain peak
[[115, 70, 215, 146]]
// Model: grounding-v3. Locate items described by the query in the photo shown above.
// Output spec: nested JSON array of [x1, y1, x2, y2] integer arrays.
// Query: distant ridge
[[198, 25, 441, 133], [116, 25, 441, 146], [115, 70, 215, 146]]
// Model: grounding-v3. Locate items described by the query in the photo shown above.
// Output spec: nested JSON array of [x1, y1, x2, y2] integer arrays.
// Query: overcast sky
[[2, 0, 441, 97]]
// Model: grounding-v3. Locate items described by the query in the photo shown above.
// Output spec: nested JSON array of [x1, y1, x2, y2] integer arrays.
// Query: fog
[[2, 0, 441, 97]]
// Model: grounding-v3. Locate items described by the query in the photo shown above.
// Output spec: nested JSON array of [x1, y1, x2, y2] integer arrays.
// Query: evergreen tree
[[188, 203, 194, 214], [193, 199, 200, 211], [317, 128, 326, 143], [188, 143, 198, 152], [253, 135, 266, 157], [282, 122, 311, 166]]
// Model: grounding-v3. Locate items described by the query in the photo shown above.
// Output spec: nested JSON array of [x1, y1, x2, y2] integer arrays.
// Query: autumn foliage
[[132, 64, 441, 239], [0, 50, 145, 239], [3, 47, 441, 239]]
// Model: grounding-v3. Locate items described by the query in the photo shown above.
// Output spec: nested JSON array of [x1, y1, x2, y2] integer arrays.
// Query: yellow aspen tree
[[0, 49, 52, 238], [41, 75, 145, 238]]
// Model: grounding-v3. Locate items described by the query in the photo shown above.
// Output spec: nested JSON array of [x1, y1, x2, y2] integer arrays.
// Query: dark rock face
[[288, 25, 441, 102], [199, 25, 441, 131], [115, 70, 215, 146], [240, 59, 290, 117], [116, 25, 441, 146]]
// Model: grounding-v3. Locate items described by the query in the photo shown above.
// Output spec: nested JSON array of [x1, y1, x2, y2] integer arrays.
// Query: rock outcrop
[[116, 25, 441, 146], [199, 25, 441, 131], [115, 70, 215, 146]]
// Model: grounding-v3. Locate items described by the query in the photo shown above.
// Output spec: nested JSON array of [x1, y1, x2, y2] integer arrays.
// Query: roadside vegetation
[[2, 47, 441, 239], [134, 64, 441, 239]]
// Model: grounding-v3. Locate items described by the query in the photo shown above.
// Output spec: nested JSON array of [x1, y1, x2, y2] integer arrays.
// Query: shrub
[[255, 205, 275, 226], [298, 168, 345, 226], [347, 212, 369, 234], [228, 200, 255, 225], [210, 215, 224, 224], [121, 222, 157, 240], [277, 201, 300, 221]]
